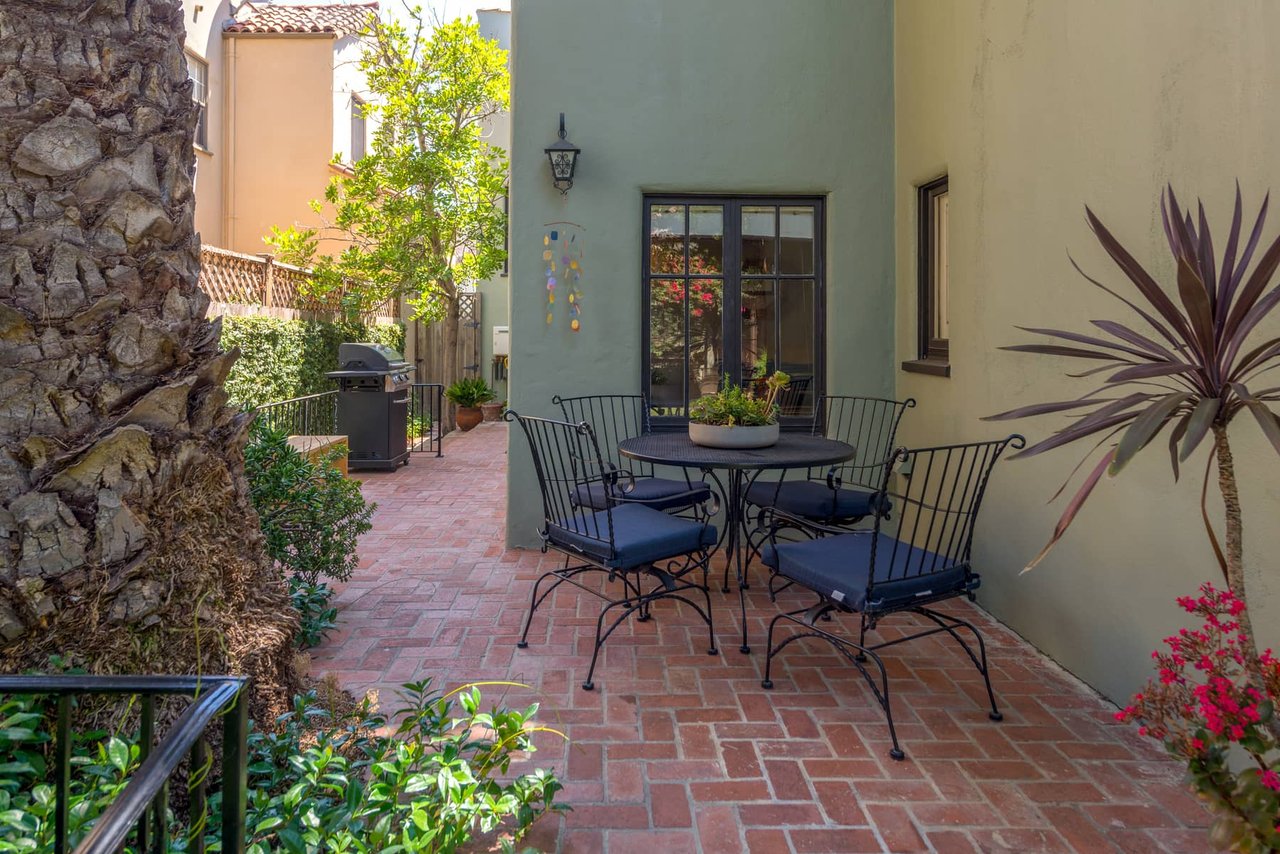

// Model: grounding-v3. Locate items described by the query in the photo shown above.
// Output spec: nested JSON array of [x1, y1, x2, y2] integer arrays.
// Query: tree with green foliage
[[269, 10, 509, 427]]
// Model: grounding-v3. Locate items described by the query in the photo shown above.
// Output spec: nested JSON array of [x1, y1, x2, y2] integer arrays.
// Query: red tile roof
[[224, 1, 378, 36]]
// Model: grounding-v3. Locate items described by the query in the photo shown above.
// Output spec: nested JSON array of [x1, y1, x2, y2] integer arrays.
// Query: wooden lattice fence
[[198, 245, 398, 321]]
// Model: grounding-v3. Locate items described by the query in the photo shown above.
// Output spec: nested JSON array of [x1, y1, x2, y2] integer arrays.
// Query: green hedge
[[221, 315, 405, 406]]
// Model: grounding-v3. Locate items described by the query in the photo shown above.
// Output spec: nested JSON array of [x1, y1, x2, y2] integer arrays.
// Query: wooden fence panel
[[411, 292, 482, 387]]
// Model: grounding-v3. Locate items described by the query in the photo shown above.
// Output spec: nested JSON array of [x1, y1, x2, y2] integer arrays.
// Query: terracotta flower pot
[[456, 406, 483, 432], [480, 402, 505, 422]]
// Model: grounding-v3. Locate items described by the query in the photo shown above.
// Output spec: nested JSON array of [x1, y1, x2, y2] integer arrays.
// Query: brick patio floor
[[310, 422, 1212, 853]]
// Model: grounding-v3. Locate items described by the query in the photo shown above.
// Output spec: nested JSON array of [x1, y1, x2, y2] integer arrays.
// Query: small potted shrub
[[481, 398, 506, 422], [445, 377, 496, 432], [688, 371, 789, 449]]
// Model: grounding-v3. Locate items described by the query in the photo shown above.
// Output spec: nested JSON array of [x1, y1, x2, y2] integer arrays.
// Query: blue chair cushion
[[548, 503, 718, 570], [746, 479, 890, 521], [573, 476, 712, 512], [761, 532, 975, 613]]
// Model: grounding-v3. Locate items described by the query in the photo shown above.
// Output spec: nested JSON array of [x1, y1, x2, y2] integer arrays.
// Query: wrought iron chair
[[554, 393, 712, 513], [759, 434, 1024, 760], [745, 395, 915, 594], [507, 411, 719, 690]]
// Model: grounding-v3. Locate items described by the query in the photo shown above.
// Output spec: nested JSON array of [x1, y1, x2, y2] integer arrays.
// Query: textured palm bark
[[1212, 425, 1280, 741], [0, 0, 295, 715]]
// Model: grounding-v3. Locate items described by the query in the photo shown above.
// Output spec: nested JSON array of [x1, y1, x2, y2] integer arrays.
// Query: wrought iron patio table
[[618, 432, 856, 654]]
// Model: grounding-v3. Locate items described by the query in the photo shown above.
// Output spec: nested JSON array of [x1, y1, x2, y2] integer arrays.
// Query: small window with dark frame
[[909, 176, 949, 374], [350, 95, 367, 163], [188, 54, 209, 150]]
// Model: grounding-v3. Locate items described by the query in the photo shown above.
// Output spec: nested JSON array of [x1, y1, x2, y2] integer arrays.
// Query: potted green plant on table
[[445, 377, 496, 432], [688, 371, 790, 449]]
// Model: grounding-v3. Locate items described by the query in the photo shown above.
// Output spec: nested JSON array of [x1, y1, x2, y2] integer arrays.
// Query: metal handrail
[[0, 675, 248, 854], [411, 383, 445, 457]]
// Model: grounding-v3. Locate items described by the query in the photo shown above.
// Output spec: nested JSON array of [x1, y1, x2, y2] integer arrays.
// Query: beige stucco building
[[181, 0, 377, 255]]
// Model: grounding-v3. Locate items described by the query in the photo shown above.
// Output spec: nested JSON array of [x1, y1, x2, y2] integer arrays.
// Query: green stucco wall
[[507, 0, 895, 546]]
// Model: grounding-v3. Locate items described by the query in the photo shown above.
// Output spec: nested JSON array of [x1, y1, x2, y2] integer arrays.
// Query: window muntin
[[644, 196, 824, 424], [188, 54, 209, 150]]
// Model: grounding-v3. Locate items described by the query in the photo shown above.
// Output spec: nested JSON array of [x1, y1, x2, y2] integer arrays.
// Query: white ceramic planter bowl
[[688, 422, 780, 449]]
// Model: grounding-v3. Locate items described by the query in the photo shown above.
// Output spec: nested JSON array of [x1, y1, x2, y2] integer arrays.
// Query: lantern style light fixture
[[544, 112, 580, 195]]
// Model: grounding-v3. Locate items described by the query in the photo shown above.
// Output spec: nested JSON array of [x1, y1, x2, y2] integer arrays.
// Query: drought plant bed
[[0, 678, 565, 853]]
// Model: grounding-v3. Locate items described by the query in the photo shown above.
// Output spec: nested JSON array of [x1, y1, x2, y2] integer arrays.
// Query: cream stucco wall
[[222, 34, 355, 256], [182, 0, 232, 245], [894, 0, 1280, 703]]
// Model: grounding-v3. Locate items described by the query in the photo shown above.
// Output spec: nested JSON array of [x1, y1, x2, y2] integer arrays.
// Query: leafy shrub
[[1117, 584, 1279, 852], [242, 681, 565, 853], [245, 422, 373, 589], [0, 683, 566, 853], [0, 694, 142, 852], [688, 372, 790, 426], [289, 579, 339, 649], [221, 315, 404, 407], [245, 422, 374, 646], [444, 378, 496, 408]]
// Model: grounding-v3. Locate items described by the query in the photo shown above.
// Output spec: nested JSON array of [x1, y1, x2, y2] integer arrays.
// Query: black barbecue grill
[[327, 343, 415, 471]]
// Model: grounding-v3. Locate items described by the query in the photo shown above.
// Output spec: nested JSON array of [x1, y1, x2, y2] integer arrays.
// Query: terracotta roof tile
[[224, 1, 377, 36]]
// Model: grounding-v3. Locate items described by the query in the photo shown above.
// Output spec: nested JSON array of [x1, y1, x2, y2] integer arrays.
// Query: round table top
[[618, 432, 855, 471]]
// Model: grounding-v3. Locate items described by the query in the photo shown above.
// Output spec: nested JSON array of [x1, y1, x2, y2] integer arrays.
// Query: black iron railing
[[410, 383, 445, 457], [255, 390, 338, 436], [254, 385, 445, 456], [0, 675, 248, 854]]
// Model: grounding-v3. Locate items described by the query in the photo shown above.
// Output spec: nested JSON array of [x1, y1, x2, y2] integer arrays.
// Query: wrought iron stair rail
[[252, 384, 445, 455], [0, 674, 248, 854], [255, 390, 338, 436]]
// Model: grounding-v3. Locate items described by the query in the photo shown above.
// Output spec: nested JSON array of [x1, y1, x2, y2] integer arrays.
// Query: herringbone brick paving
[[310, 422, 1212, 853]]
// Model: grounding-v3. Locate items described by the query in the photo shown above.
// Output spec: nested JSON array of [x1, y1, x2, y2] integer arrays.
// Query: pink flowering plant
[[1118, 583, 1280, 852]]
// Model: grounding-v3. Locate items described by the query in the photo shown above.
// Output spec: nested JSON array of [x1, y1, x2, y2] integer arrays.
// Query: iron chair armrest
[[824, 460, 891, 492], [763, 506, 872, 544], [612, 486, 721, 522]]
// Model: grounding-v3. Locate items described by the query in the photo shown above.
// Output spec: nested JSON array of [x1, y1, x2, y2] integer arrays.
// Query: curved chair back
[[507, 411, 618, 559], [553, 394, 654, 478], [866, 434, 1024, 601], [813, 396, 916, 487]]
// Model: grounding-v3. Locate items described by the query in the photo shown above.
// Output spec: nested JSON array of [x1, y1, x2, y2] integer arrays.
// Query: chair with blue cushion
[[745, 395, 915, 594], [507, 411, 719, 690], [759, 434, 1023, 760], [554, 394, 713, 513]]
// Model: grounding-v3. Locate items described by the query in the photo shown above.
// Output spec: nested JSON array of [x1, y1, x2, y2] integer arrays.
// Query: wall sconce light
[[544, 112, 580, 195]]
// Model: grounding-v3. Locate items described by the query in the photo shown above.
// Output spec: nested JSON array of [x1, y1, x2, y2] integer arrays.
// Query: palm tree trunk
[[0, 0, 296, 717], [1212, 425, 1280, 741]]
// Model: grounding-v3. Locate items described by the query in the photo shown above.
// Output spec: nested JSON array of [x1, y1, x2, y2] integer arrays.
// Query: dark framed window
[[905, 176, 949, 376], [350, 95, 367, 162], [643, 195, 825, 427], [187, 54, 209, 150]]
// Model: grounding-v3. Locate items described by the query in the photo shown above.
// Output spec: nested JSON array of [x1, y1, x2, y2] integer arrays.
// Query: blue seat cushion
[[573, 476, 712, 512], [761, 532, 975, 613], [746, 479, 890, 521], [548, 503, 718, 570]]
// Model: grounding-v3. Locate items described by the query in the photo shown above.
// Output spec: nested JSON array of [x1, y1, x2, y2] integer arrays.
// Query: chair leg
[[914, 608, 1003, 721], [582, 595, 645, 691], [854, 616, 868, 662], [700, 566, 718, 656], [517, 569, 561, 648]]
